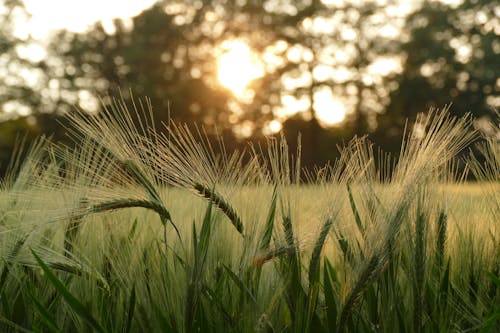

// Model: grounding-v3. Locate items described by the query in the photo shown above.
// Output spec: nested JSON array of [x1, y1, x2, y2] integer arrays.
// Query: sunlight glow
[[314, 88, 347, 126], [13, 0, 463, 131], [21, 0, 155, 39], [263, 119, 283, 135], [368, 56, 403, 76], [217, 40, 264, 98]]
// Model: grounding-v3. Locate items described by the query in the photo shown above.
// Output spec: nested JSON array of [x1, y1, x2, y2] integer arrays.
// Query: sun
[[314, 87, 347, 126], [217, 40, 264, 98]]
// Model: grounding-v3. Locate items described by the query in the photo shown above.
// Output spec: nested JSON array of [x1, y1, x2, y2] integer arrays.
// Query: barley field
[[0, 101, 498, 332]]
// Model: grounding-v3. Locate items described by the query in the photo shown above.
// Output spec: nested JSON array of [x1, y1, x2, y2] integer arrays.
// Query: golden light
[[217, 40, 264, 98], [314, 87, 347, 126], [268, 120, 282, 132]]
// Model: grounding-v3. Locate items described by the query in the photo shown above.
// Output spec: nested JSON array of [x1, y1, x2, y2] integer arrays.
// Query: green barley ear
[[193, 183, 243, 234], [334, 229, 355, 266], [121, 159, 162, 203], [101, 147, 176, 234], [337, 254, 382, 333], [436, 210, 448, 272], [59, 95, 180, 243], [90, 199, 172, 228], [337, 108, 477, 332], [413, 196, 427, 333], [282, 214, 295, 250], [305, 217, 335, 332]]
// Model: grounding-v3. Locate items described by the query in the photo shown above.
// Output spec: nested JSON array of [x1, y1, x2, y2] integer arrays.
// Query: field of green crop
[[0, 101, 498, 332]]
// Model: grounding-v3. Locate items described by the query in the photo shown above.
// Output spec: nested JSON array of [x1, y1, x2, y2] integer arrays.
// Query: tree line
[[0, 0, 498, 176]]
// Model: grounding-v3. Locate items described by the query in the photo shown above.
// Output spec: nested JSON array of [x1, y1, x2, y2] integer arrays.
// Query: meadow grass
[[0, 100, 498, 332]]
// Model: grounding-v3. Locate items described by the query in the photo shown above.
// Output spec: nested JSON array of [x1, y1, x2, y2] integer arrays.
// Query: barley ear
[[193, 183, 243, 235]]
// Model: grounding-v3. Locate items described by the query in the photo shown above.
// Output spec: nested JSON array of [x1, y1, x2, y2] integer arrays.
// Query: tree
[[1, 0, 44, 118], [385, 0, 499, 141], [227, 0, 407, 164], [46, 3, 232, 127], [5, 0, 496, 174], [0, 0, 48, 175]]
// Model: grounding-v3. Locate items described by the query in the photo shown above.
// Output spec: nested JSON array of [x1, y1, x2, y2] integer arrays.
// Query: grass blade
[[323, 258, 338, 332], [347, 184, 364, 235], [309, 218, 334, 284], [185, 200, 213, 332], [128, 218, 138, 241], [31, 249, 107, 333], [259, 184, 278, 251], [221, 263, 257, 304], [26, 289, 61, 333], [125, 285, 136, 333]]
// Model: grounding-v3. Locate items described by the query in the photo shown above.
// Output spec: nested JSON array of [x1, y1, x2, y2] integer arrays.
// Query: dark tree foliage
[[383, 0, 499, 142], [0, 1, 40, 113], [48, 3, 232, 127], [0, 0, 47, 176]]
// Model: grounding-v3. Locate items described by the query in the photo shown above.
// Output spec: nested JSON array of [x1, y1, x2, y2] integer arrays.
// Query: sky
[[19, 0, 156, 39], [18, 0, 464, 39]]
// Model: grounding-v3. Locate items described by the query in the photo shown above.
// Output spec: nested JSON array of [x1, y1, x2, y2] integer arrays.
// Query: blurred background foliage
[[0, 0, 499, 176]]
